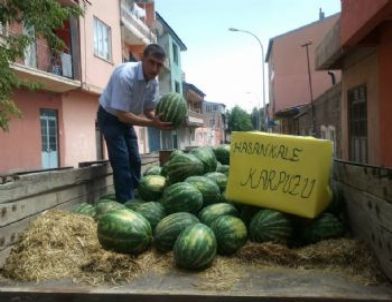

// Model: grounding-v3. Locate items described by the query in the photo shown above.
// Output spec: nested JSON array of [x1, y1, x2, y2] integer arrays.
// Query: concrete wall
[[61, 91, 99, 167], [298, 84, 342, 158], [341, 49, 380, 165]]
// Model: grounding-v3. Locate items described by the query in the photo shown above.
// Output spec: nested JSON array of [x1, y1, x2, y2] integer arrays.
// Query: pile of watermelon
[[73, 144, 346, 271]]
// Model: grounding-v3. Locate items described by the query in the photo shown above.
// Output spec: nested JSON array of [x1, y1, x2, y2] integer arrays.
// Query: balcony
[[11, 60, 81, 93], [121, 2, 157, 45], [315, 19, 344, 70], [11, 47, 81, 93], [186, 110, 204, 127]]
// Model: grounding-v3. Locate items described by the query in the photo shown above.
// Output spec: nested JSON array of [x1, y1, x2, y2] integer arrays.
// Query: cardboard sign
[[225, 132, 333, 218]]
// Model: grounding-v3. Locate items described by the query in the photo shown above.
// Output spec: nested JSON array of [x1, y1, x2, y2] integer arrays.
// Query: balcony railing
[[121, 2, 157, 45], [10, 40, 80, 93], [187, 110, 205, 127]]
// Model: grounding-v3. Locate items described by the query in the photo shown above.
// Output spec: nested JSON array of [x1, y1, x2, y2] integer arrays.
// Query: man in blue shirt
[[98, 44, 172, 203]]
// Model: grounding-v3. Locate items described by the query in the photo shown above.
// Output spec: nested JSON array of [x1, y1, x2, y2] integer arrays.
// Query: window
[[94, 17, 112, 61], [348, 85, 368, 163], [172, 42, 178, 65]]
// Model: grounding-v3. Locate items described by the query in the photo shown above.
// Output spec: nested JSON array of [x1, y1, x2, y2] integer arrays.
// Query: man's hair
[[143, 44, 166, 60]]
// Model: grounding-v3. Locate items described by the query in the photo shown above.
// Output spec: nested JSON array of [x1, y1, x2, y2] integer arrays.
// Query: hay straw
[[191, 256, 244, 291], [2, 210, 100, 282], [296, 239, 387, 285], [237, 242, 300, 267], [75, 248, 173, 286], [1, 210, 387, 288]]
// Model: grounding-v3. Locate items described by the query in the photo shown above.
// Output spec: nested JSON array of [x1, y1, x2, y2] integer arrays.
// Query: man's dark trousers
[[97, 106, 141, 203]]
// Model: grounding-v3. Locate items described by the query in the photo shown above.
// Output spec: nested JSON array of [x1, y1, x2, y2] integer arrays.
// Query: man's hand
[[116, 110, 173, 129], [151, 114, 173, 130]]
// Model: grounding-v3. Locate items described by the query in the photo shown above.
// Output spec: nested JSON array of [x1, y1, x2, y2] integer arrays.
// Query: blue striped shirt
[[99, 62, 159, 116]]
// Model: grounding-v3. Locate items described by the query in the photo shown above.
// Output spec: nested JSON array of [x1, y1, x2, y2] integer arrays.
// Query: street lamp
[[229, 27, 266, 131]]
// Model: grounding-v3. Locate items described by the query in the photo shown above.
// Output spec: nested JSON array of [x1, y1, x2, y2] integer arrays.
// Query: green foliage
[[0, 0, 83, 131], [227, 106, 253, 132]]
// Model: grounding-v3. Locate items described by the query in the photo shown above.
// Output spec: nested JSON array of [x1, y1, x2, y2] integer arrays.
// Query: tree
[[227, 106, 253, 132], [0, 0, 82, 131]]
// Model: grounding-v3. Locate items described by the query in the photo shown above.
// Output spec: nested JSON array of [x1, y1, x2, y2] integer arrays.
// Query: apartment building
[[0, 0, 156, 173], [266, 11, 341, 136]]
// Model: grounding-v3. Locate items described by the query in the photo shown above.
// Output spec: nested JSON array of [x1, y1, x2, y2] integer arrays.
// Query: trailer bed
[[1, 265, 392, 302]]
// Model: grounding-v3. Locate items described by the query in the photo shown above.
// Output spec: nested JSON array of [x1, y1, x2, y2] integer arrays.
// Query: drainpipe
[[328, 71, 336, 86]]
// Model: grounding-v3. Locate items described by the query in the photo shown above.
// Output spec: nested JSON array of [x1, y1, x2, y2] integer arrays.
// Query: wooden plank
[[342, 184, 392, 281], [0, 175, 113, 228], [0, 191, 59, 228], [334, 160, 392, 202], [0, 157, 158, 204], [0, 196, 87, 253], [0, 164, 113, 204], [0, 267, 392, 301], [0, 246, 12, 268]]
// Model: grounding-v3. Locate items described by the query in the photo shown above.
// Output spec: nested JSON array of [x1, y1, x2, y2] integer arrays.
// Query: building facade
[[316, 0, 392, 167], [266, 12, 341, 136], [177, 82, 205, 150], [0, 0, 157, 173], [195, 101, 226, 146]]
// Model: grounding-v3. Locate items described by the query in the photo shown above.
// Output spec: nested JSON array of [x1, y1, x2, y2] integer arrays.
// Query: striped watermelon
[[174, 223, 217, 270], [216, 164, 229, 176], [191, 147, 217, 173], [155, 92, 188, 128], [213, 144, 230, 165], [94, 201, 125, 221], [185, 176, 221, 206], [138, 175, 166, 201], [97, 208, 152, 254], [249, 209, 292, 243], [130, 201, 166, 230], [239, 204, 262, 226], [161, 182, 203, 214], [198, 202, 239, 226], [166, 153, 204, 183], [143, 165, 162, 176], [169, 149, 184, 160], [210, 215, 247, 255], [160, 161, 169, 177], [301, 213, 344, 244], [154, 212, 199, 252], [204, 172, 227, 192], [73, 202, 96, 217], [124, 199, 145, 210]]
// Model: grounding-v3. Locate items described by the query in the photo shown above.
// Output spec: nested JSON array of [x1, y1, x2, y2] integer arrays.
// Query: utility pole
[[301, 41, 316, 136]]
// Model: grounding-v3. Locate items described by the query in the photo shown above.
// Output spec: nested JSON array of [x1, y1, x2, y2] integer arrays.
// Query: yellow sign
[[226, 132, 333, 218]]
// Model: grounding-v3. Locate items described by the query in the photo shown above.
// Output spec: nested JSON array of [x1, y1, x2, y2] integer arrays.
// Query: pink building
[[316, 0, 392, 167], [266, 12, 341, 133], [0, 0, 157, 173]]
